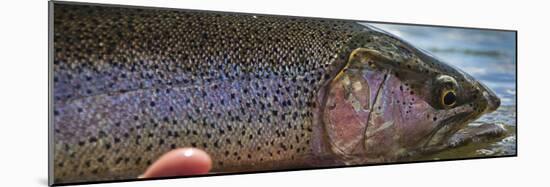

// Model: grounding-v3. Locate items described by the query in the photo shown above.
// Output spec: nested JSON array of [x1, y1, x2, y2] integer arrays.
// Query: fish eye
[[441, 90, 457, 107]]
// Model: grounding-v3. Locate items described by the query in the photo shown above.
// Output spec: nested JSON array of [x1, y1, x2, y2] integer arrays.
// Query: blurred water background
[[363, 22, 517, 158]]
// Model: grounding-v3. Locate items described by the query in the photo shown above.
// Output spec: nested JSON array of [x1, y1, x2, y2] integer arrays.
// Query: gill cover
[[322, 48, 394, 161]]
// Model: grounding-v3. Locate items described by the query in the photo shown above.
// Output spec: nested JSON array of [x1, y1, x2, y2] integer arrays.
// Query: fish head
[[321, 31, 500, 163]]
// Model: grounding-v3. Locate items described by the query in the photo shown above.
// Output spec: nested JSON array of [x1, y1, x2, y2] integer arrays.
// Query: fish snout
[[480, 83, 501, 113], [485, 91, 501, 112]]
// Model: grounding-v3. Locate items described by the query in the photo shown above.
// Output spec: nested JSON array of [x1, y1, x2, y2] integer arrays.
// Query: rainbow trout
[[51, 2, 501, 184]]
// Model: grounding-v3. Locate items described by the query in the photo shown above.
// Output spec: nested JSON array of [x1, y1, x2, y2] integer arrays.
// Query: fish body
[[51, 3, 500, 184]]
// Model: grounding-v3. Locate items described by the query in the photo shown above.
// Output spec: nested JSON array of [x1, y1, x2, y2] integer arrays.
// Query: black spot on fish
[[97, 156, 105, 163], [237, 140, 243, 147], [115, 157, 123, 165], [280, 143, 287, 151], [104, 143, 111, 150]]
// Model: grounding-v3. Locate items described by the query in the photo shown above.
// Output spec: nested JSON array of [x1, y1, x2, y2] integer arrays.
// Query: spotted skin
[[51, 3, 500, 184], [53, 3, 362, 183]]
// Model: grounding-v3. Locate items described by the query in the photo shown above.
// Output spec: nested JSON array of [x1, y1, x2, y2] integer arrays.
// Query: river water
[[364, 22, 517, 159]]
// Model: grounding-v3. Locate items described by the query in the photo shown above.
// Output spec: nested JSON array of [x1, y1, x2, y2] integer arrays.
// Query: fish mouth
[[421, 109, 473, 151]]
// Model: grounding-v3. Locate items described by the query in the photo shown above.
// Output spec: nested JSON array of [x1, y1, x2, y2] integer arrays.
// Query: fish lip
[[421, 110, 472, 150]]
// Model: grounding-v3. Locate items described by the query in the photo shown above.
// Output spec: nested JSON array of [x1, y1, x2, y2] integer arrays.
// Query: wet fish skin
[[53, 3, 362, 183], [51, 3, 500, 184]]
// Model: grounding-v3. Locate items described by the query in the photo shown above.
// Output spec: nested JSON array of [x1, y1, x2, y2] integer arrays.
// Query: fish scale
[[52, 3, 363, 183], [52, 2, 502, 184]]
